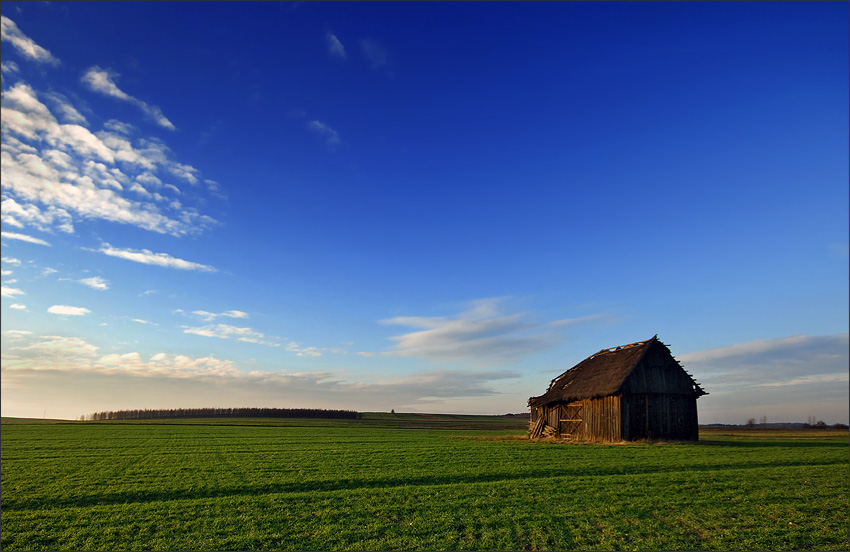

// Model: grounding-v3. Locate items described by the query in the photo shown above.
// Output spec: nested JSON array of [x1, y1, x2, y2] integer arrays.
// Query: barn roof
[[529, 336, 706, 406]]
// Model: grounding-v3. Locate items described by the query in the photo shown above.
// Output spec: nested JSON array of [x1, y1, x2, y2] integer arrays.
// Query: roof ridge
[[589, 336, 656, 358]]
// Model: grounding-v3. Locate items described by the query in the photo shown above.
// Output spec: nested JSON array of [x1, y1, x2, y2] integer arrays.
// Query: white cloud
[[1, 257, 21, 265], [1, 197, 75, 234], [326, 32, 346, 59], [91, 243, 216, 272], [10, 303, 27, 310], [3, 329, 32, 338], [1, 286, 25, 298], [2, 332, 522, 418], [11, 334, 97, 358], [0, 16, 60, 66], [78, 276, 108, 290], [81, 67, 175, 130], [1, 82, 220, 237], [307, 120, 341, 147], [47, 305, 91, 316], [1, 231, 51, 246]]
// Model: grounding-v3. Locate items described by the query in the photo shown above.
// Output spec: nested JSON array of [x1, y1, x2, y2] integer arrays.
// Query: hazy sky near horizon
[[1, 2, 847, 424]]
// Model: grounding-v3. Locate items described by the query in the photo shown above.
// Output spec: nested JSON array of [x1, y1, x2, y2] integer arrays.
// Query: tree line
[[85, 407, 361, 421]]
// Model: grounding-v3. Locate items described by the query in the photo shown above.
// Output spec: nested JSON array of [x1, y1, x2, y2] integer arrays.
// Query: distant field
[[1, 414, 847, 551]]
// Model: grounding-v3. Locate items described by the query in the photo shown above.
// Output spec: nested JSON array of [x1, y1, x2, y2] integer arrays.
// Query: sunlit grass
[[1, 417, 847, 550]]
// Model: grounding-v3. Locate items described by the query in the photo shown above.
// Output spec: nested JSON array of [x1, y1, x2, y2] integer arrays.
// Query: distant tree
[[831, 423, 849, 430], [746, 418, 756, 428], [391, 409, 395, 414]]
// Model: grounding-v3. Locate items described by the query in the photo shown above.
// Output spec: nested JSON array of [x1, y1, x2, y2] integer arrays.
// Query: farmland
[[1, 415, 847, 551]]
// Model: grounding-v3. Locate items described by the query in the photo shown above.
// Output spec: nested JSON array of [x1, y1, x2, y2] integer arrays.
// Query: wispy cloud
[[91, 243, 216, 272], [285, 341, 322, 358], [1, 60, 20, 74], [10, 303, 27, 310], [45, 92, 88, 125], [677, 333, 849, 424], [0, 16, 60, 66], [78, 276, 108, 290], [677, 333, 850, 389], [307, 120, 341, 147], [81, 67, 175, 130], [326, 32, 346, 59], [183, 323, 276, 346], [1, 231, 51, 246], [47, 305, 91, 316], [375, 298, 601, 365], [190, 310, 249, 322], [360, 37, 388, 70]]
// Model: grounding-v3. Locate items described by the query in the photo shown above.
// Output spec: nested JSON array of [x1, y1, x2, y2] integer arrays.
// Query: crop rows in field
[[1, 416, 847, 550]]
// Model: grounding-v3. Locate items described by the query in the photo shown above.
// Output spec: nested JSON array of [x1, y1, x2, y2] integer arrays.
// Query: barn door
[[559, 402, 583, 438]]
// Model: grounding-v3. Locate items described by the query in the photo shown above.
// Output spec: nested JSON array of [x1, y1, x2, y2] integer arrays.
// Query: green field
[[1, 414, 847, 551]]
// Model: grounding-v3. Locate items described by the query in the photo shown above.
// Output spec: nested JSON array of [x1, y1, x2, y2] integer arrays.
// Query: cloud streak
[[307, 120, 341, 147], [81, 67, 175, 130], [375, 298, 602, 365], [91, 243, 216, 272], [677, 333, 850, 386], [326, 32, 346, 59], [360, 37, 388, 70], [0, 231, 51, 246]]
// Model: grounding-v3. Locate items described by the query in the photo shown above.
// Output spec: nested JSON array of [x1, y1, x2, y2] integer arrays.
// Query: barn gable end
[[528, 336, 706, 442]]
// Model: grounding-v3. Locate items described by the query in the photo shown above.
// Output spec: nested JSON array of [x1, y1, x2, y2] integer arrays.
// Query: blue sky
[[1, 2, 847, 423]]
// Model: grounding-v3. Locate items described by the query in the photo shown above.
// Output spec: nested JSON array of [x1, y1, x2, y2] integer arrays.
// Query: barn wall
[[567, 395, 622, 442], [621, 393, 698, 441], [531, 396, 623, 441]]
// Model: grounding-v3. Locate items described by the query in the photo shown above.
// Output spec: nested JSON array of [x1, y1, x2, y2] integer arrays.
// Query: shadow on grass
[[5, 458, 845, 512]]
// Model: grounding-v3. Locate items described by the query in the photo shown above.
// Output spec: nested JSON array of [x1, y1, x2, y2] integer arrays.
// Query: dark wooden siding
[[621, 393, 698, 441]]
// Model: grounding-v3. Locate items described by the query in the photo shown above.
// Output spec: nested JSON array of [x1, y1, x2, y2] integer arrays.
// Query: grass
[[1, 414, 847, 551]]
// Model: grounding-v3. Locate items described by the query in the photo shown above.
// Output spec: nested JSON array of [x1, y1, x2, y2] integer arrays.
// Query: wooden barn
[[528, 336, 706, 442]]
